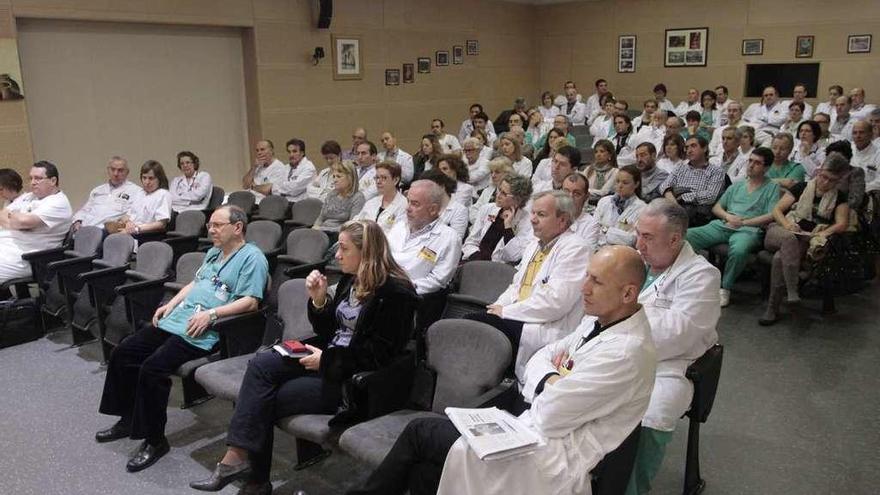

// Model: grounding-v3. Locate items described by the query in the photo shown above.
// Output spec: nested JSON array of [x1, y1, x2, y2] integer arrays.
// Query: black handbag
[[0, 298, 41, 349]]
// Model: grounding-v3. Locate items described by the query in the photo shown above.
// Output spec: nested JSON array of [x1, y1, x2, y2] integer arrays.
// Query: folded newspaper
[[445, 407, 544, 461]]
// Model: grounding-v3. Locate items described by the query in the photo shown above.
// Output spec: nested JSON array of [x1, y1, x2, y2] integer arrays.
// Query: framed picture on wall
[[403, 63, 414, 83], [847, 34, 872, 54], [436, 50, 449, 66], [417, 57, 431, 74], [742, 39, 763, 56], [466, 40, 479, 56], [332, 35, 362, 80], [618, 35, 636, 73], [385, 69, 400, 86], [796, 35, 814, 58], [664, 27, 708, 67], [453, 45, 464, 65]]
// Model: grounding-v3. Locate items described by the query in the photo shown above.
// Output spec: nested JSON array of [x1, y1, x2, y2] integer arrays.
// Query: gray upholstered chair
[[268, 229, 330, 308], [204, 186, 225, 215], [337, 319, 513, 467], [253, 194, 290, 223], [227, 190, 257, 216], [246, 220, 284, 271], [283, 197, 323, 237], [164, 210, 205, 265], [442, 261, 516, 318]]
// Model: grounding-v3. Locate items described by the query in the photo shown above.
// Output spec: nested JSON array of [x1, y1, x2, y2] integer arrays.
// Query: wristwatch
[[209, 309, 218, 323]]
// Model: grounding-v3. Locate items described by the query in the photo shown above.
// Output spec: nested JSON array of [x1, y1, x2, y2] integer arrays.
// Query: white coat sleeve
[[493, 217, 533, 264], [448, 205, 468, 239], [275, 164, 316, 198], [413, 235, 462, 295], [461, 210, 487, 259], [520, 330, 582, 401], [468, 160, 490, 187]]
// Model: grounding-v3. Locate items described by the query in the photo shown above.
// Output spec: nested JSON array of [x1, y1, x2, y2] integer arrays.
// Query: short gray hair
[[735, 125, 755, 142], [462, 137, 481, 149], [410, 179, 445, 207], [823, 152, 850, 175], [220, 204, 249, 234], [501, 174, 533, 206], [772, 132, 794, 150], [642, 198, 689, 236], [108, 156, 128, 168], [532, 190, 575, 227]]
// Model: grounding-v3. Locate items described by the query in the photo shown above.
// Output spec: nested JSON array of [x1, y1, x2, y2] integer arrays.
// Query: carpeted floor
[[1, 279, 878, 494]]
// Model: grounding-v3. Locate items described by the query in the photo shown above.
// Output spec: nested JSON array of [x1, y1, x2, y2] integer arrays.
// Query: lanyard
[[209, 244, 245, 280]]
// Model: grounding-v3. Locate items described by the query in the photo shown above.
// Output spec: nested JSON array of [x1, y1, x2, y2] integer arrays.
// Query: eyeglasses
[[206, 222, 232, 230]]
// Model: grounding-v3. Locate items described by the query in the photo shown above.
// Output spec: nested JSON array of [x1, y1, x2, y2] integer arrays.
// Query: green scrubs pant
[[687, 220, 763, 289], [625, 427, 675, 495]]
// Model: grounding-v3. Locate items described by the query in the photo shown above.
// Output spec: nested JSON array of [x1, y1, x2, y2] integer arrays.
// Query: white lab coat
[[354, 191, 407, 233], [639, 242, 720, 431], [357, 165, 379, 202], [437, 308, 657, 495], [592, 195, 646, 248], [452, 181, 475, 208], [170, 171, 213, 212], [387, 219, 462, 295], [469, 185, 495, 225], [561, 100, 589, 126], [462, 203, 533, 263], [570, 211, 599, 252], [439, 201, 469, 239], [495, 231, 591, 379], [73, 180, 143, 227], [250, 158, 286, 202], [465, 155, 491, 191], [377, 149, 415, 184], [275, 157, 317, 203]]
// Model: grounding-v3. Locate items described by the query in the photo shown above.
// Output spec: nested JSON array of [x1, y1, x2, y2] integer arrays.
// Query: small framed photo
[[742, 39, 763, 56], [618, 35, 636, 73], [664, 27, 708, 67], [417, 57, 431, 74], [453, 45, 464, 65], [385, 69, 400, 86], [848, 34, 872, 54], [402, 63, 414, 83], [436, 50, 449, 66], [331, 35, 362, 80], [466, 40, 479, 55], [796, 35, 814, 58]]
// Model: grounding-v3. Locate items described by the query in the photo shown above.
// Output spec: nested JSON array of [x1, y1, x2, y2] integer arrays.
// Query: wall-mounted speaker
[[312, 0, 333, 30]]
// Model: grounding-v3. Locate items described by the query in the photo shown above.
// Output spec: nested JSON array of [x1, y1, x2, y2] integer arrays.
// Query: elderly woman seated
[[170, 151, 213, 213], [462, 173, 533, 263]]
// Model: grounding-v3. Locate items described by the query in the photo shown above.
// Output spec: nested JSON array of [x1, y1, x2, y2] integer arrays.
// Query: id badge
[[214, 286, 230, 302], [655, 297, 672, 309], [418, 246, 438, 264]]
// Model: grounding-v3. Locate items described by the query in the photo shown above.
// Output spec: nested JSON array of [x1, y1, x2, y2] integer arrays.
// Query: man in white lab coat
[[347, 245, 657, 495], [625, 198, 721, 495], [465, 190, 591, 380]]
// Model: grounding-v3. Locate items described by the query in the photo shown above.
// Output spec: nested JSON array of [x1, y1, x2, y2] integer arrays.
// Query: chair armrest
[[116, 275, 173, 296], [446, 293, 491, 307], [78, 264, 130, 282], [346, 352, 417, 420], [47, 255, 98, 273], [132, 231, 167, 244], [283, 260, 329, 279], [163, 234, 200, 245], [21, 246, 67, 262], [462, 379, 517, 409], [214, 309, 268, 358]]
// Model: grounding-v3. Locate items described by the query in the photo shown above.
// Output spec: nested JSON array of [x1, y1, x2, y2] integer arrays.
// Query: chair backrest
[[171, 210, 205, 237], [686, 344, 724, 423], [246, 220, 282, 254], [285, 229, 330, 263], [207, 186, 225, 211], [100, 233, 135, 266], [289, 197, 323, 226], [175, 252, 206, 285], [456, 261, 516, 303], [277, 279, 315, 341], [257, 194, 290, 221], [132, 242, 174, 278], [72, 226, 104, 256], [228, 190, 257, 214], [426, 319, 512, 414]]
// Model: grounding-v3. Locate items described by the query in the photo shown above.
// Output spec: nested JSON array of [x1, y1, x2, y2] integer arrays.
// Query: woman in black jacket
[[190, 219, 417, 494]]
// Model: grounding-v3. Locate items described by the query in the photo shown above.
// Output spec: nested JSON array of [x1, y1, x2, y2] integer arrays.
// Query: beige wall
[[536, 0, 880, 109]]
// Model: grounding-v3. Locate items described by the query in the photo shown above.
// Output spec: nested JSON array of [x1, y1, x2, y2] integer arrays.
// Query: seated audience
[[743, 86, 786, 141], [583, 78, 609, 116], [634, 109, 668, 151], [355, 161, 407, 233], [469, 127, 494, 161], [275, 138, 317, 203], [96, 206, 268, 473], [436, 154, 474, 207], [532, 127, 569, 177], [626, 199, 720, 494], [813, 112, 835, 149], [108, 160, 172, 236], [592, 165, 647, 248], [850, 120, 880, 194], [582, 139, 620, 204], [849, 87, 876, 120], [465, 190, 591, 378], [588, 94, 617, 140], [241, 139, 285, 202], [0, 161, 72, 283], [661, 135, 726, 227], [560, 85, 588, 126], [791, 120, 826, 178], [524, 107, 551, 152], [387, 179, 462, 330], [430, 118, 462, 155], [779, 101, 806, 136], [306, 140, 342, 202], [498, 132, 533, 178], [675, 88, 702, 117], [830, 96, 855, 141], [340, 127, 367, 162], [635, 142, 669, 202], [664, 114, 685, 140], [709, 101, 751, 156], [493, 97, 527, 135], [0, 168, 23, 208], [825, 140, 866, 210], [170, 151, 213, 212], [699, 89, 721, 131], [562, 172, 599, 248], [354, 141, 379, 201], [537, 90, 560, 121], [419, 169, 468, 239], [313, 160, 365, 233], [348, 245, 656, 495], [190, 220, 416, 494], [709, 127, 748, 182], [378, 131, 415, 184], [461, 137, 491, 192], [760, 154, 851, 325], [533, 145, 580, 193], [532, 114, 577, 153], [682, 110, 711, 142], [715, 85, 731, 125], [815, 85, 843, 122], [413, 133, 443, 180], [609, 113, 638, 166], [781, 83, 814, 120], [687, 147, 780, 307], [470, 111, 496, 146], [656, 133, 686, 174], [870, 108, 880, 144], [458, 103, 497, 144], [653, 82, 676, 112], [632, 98, 658, 131], [72, 156, 142, 231], [766, 133, 806, 189], [470, 157, 514, 224], [462, 173, 532, 263]]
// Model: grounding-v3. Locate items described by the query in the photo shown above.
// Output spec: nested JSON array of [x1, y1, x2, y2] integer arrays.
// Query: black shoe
[[190, 461, 253, 492], [126, 439, 170, 473], [95, 419, 131, 443], [237, 481, 272, 495]]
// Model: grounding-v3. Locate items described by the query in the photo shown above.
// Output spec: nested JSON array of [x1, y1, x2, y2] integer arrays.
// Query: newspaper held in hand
[[273, 339, 312, 359], [445, 407, 544, 461]]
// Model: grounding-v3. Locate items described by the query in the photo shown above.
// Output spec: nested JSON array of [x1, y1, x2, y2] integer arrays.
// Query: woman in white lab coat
[[461, 174, 533, 264], [355, 161, 407, 233], [169, 151, 212, 212], [436, 154, 474, 208], [592, 165, 646, 248]]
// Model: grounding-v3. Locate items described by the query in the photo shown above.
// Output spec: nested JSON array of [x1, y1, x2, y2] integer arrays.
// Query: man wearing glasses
[[94, 205, 268, 474], [0, 160, 72, 283]]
